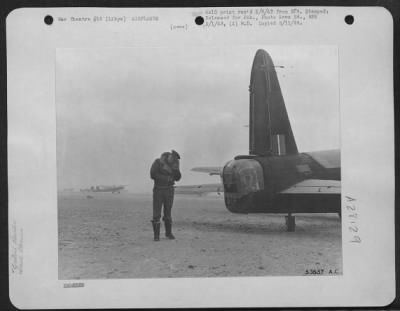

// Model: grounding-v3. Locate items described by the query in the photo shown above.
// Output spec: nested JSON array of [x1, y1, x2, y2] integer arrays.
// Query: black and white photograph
[[7, 7, 395, 308], [56, 46, 342, 279]]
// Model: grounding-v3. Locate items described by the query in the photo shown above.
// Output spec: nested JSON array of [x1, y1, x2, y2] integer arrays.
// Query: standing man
[[150, 150, 181, 241]]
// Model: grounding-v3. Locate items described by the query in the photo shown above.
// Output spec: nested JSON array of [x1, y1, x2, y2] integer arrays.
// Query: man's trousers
[[152, 188, 174, 223]]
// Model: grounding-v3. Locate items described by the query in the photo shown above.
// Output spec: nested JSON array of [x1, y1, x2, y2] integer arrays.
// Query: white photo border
[[7, 7, 395, 309]]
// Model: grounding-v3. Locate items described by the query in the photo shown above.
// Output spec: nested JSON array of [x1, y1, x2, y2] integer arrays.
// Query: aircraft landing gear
[[285, 213, 296, 232]]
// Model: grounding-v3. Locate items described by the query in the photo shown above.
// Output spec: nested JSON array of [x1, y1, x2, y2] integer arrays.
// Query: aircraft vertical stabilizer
[[249, 49, 298, 156]]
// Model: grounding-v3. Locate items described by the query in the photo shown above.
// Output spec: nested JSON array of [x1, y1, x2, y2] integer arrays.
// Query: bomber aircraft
[[80, 185, 127, 194], [176, 49, 341, 231], [174, 183, 223, 196]]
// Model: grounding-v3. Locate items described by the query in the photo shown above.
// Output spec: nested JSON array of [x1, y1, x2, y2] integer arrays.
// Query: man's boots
[[164, 220, 175, 240], [151, 220, 160, 241]]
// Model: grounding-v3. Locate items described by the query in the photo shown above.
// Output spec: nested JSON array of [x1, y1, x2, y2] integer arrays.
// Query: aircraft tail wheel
[[285, 214, 296, 232]]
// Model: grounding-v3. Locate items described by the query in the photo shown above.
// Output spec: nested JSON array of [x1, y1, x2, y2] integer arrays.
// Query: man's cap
[[171, 150, 180, 159]]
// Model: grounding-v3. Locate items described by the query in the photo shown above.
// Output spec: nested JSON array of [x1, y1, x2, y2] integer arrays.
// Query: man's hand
[[171, 158, 180, 170]]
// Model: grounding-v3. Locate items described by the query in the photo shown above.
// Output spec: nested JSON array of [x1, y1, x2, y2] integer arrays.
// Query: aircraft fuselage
[[222, 150, 340, 214]]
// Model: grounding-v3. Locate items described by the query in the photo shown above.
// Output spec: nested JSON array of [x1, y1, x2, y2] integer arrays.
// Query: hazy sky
[[56, 46, 339, 193]]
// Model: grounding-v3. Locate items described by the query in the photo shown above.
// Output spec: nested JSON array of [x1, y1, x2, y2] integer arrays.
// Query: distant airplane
[[191, 167, 222, 176], [176, 49, 340, 231], [175, 183, 223, 196], [80, 185, 127, 194], [61, 188, 75, 192]]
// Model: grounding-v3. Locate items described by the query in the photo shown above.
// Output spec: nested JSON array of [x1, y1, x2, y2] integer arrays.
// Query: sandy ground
[[58, 192, 342, 279]]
